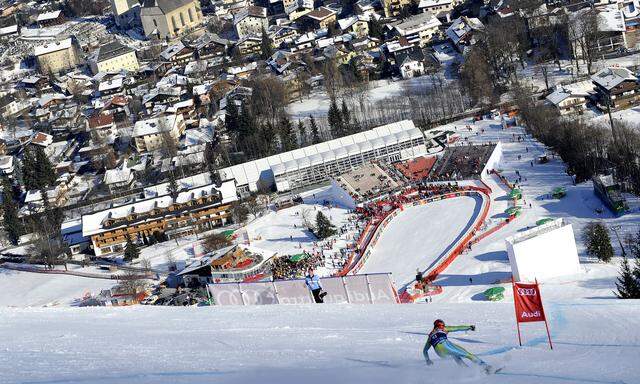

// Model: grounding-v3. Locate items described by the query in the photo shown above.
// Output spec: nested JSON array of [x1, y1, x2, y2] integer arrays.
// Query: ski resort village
[[3, 0, 640, 383]]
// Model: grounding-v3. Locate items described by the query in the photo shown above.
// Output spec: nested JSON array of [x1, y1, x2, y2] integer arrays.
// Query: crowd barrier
[[208, 272, 399, 306], [423, 191, 491, 282]]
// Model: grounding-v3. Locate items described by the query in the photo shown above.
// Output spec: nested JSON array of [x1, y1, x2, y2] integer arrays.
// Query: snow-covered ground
[[3, 114, 640, 383], [360, 195, 482, 288], [287, 76, 442, 119], [427, 117, 638, 303], [2, 301, 639, 384], [0, 269, 115, 307]]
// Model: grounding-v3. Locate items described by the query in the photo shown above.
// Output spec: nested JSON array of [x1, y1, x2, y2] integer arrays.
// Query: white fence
[[208, 273, 398, 306]]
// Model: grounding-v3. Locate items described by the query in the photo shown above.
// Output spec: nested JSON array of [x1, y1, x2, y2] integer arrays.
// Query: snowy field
[[360, 195, 482, 288], [0, 269, 115, 307], [287, 76, 442, 119], [2, 301, 639, 384]]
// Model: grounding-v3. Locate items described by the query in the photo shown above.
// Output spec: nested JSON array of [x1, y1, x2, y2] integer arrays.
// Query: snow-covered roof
[[37, 10, 62, 22], [218, 120, 423, 190], [419, 0, 453, 8], [337, 15, 369, 31], [234, 5, 267, 24], [623, 1, 640, 19], [160, 41, 188, 61], [591, 67, 637, 90], [446, 17, 484, 45], [81, 179, 237, 237], [104, 166, 132, 185], [598, 5, 625, 32], [394, 12, 442, 36], [132, 114, 179, 137], [227, 62, 258, 75], [98, 77, 124, 92], [546, 80, 594, 106], [34, 38, 72, 56], [0, 25, 18, 36], [0, 155, 13, 171]]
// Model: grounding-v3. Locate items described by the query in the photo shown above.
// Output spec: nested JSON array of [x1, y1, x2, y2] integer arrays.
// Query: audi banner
[[512, 281, 546, 323], [511, 278, 553, 349]]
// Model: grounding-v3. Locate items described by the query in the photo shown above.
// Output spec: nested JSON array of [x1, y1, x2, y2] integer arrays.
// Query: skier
[[423, 319, 494, 373]]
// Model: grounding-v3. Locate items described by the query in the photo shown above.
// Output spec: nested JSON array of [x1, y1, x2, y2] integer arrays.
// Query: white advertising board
[[208, 273, 398, 306], [505, 219, 581, 282]]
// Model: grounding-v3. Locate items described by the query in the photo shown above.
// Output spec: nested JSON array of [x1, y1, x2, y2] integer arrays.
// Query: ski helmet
[[434, 319, 445, 328]]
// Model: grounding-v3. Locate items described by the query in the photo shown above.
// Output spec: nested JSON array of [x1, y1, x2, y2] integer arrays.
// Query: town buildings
[[82, 180, 238, 256], [140, 0, 204, 39], [90, 41, 140, 74], [34, 38, 81, 75]]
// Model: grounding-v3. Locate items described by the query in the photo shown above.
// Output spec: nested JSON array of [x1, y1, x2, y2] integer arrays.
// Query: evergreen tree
[[297, 120, 308, 147], [309, 115, 321, 144], [225, 98, 240, 135], [260, 27, 273, 60], [167, 171, 179, 200], [34, 147, 56, 188], [238, 107, 256, 152], [22, 147, 55, 190], [327, 98, 343, 138], [625, 229, 640, 297], [315, 211, 337, 239], [583, 222, 614, 263], [369, 18, 384, 40], [1, 177, 22, 244], [204, 142, 216, 172], [259, 122, 277, 156], [341, 99, 352, 134], [615, 256, 640, 298], [123, 235, 140, 262], [279, 115, 297, 151], [21, 148, 37, 190]]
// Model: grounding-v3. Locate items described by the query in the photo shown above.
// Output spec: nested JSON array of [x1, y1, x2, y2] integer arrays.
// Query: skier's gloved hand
[[469, 325, 476, 331]]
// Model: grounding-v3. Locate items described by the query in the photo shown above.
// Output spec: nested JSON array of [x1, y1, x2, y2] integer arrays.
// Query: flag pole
[[512, 276, 522, 346], [536, 278, 553, 350]]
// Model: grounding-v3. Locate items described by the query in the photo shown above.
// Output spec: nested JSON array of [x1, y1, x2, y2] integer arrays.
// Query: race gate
[[207, 273, 399, 306]]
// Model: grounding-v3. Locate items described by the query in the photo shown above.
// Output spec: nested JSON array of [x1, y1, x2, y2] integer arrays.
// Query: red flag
[[513, 281, 546, 323], [512, 278, 553, 349]]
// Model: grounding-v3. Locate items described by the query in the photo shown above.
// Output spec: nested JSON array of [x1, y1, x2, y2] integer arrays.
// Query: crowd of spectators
[[430, 144, 496, 180], [271, 252, 323, 280]]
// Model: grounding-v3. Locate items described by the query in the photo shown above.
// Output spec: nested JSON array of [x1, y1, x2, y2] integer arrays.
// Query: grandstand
[[217, 120, 428, 194], [336, 163, 400, 203], [429, 144, 496, 180], [394, 156, 437, 181]]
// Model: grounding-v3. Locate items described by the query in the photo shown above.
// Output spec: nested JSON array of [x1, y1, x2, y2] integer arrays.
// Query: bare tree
[[202, 232, 232, 254], [244, 195, 263, 218], [118, 270, 147, 296]]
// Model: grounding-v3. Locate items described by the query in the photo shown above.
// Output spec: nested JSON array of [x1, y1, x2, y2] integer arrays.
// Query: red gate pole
[[512, 276, 522, 346], [536, 278, 553, 350]]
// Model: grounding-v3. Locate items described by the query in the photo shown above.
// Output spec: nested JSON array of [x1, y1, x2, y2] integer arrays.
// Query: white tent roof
[[219, 120, 422, 185]]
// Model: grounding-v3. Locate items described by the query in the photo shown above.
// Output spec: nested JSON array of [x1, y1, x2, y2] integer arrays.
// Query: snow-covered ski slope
[[2, 301, 639, 384], [359, 195, 482, 288]]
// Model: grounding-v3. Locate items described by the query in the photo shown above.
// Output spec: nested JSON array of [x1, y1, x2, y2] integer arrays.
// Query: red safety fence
[[337, 187, 491, 278], [424, 191, 491, 283]]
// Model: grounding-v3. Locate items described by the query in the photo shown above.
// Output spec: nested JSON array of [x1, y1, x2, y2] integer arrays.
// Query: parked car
[[140, 295, 158, 305]]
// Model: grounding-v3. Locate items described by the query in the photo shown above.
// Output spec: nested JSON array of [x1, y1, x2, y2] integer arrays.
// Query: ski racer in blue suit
[[423, 319, 490, 370]]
